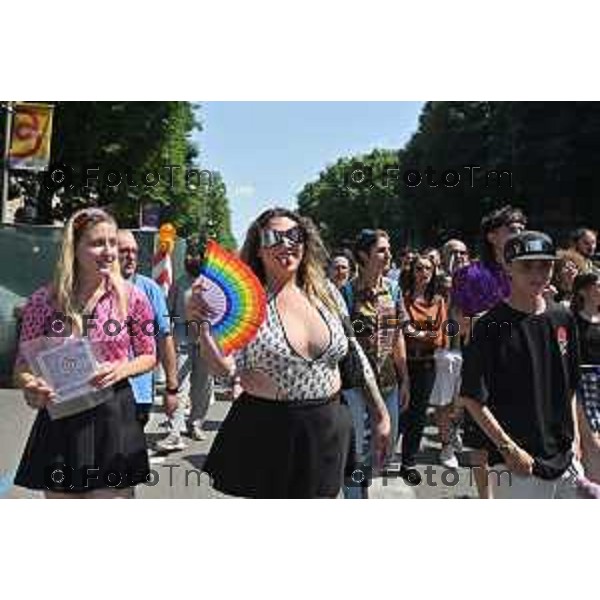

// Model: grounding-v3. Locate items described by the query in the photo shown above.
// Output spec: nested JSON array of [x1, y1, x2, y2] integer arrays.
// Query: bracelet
[[497, 441, 515, 455], [166, 386, 179, 394]]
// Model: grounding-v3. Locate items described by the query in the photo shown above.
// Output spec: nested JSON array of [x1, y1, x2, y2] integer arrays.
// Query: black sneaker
[[400, 466, 422, 486]]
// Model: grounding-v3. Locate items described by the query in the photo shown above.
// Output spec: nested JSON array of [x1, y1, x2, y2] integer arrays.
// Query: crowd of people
[[327, 208, 600, 498], [10, 204, 600, 499]]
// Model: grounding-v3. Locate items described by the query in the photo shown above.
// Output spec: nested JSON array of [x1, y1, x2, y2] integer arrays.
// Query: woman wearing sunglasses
[[401, 255, 448, 482], [187, 208, 391, 498]]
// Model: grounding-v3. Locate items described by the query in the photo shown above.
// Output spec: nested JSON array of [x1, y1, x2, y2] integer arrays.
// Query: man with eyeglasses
[[570, 227, 598, 273], [117, 230, 180, 445]]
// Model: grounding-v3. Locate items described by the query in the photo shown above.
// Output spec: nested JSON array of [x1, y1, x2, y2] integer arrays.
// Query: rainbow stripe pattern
[[199, 239, 267, 354]]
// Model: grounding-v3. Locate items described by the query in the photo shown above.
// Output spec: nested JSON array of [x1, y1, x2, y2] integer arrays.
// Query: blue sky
[[194, 102, 424, 244]]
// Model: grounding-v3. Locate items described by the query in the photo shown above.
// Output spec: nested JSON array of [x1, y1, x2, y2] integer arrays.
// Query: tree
[[201, 172, 236, 250], [297, 148, 406, 250]]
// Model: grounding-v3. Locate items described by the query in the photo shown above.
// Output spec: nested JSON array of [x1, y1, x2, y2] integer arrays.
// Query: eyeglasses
[[260, 225, 306, 248], [119, 247, 138, 256]]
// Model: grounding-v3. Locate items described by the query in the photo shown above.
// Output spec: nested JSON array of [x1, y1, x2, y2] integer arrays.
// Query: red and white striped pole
[[152, 223, 177, 295]]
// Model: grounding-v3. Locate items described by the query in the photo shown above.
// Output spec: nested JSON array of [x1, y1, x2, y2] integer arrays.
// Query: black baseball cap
[[504, 231, 557, 263]]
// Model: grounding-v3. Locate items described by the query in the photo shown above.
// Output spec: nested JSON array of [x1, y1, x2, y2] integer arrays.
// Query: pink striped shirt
[[15, 283, 156, 370]]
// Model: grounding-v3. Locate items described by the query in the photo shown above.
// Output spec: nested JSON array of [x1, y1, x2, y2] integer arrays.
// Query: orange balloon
[[159, 223, 177, 244]]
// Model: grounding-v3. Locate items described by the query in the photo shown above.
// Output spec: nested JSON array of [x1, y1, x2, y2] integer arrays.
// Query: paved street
[[0, 389, 477, 499]]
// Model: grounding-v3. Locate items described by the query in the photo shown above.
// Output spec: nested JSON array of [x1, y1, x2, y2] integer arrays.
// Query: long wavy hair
[[240, 207, 339, 314], [403, 254, 439, 304], [553, 248, 587, 297], [480, 205, 527, 266], [52, 207, 127, 333], [571, 271, 599, 315]]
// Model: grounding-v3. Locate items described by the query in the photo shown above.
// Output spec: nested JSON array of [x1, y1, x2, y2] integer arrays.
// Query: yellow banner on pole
[[9, 103, 54, 171]]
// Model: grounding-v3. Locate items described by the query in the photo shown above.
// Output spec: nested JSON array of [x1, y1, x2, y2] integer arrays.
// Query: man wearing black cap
[[460, 231, 584, 498], [452, 204, 526, 498]]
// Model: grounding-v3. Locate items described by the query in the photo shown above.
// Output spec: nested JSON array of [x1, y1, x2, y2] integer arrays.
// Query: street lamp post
[[1, 101, 15, 224]]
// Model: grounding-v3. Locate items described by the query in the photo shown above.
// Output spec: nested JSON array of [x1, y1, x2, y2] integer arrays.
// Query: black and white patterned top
[[580, 365, 600, 433], [234, 286, 349, 401]]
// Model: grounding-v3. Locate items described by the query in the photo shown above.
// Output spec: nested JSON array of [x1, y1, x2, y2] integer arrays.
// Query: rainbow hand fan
[[197, 240, 267, 355]]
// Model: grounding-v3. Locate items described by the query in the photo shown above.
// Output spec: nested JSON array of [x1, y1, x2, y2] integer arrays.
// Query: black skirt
[[14, 380, 150, 493], [204, 392, 353, 499]]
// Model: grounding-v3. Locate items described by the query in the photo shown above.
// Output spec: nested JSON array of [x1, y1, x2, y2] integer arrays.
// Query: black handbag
[[338, 314, 370, 390]]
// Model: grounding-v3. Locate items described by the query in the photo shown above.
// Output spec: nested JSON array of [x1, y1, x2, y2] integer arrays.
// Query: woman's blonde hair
[[240, 207, 339, 314], [52, 208, 127, 333]]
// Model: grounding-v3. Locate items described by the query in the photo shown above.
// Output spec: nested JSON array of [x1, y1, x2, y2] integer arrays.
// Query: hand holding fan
[[196, 240, 267, 355]]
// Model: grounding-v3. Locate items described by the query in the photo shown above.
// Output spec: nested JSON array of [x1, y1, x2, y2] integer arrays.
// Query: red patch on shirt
[[556, 326, 568, 355]]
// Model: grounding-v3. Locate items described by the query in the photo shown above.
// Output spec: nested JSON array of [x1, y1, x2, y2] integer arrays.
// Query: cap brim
[[510, 254, 557, 262]]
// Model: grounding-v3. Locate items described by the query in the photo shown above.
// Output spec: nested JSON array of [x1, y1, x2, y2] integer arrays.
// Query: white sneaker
[[190, 423, 208, 441], [450, 427, 463, 453], [440, 444, 459, 470], [156, 433, 187, 453]]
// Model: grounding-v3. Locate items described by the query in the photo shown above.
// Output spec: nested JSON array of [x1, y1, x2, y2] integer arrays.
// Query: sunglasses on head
[[260, 225, 305, 249], [507, 221, 525, 234], [357, 228, 377, 246], [73, 208, 110, 233]]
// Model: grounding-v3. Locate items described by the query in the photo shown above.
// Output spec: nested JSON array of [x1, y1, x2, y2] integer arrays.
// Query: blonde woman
[[187, 208, 391, 498], [13, 208, 156, 498]]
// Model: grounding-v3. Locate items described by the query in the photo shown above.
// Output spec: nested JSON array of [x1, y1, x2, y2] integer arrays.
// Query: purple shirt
[[451, 261, 511, 317]]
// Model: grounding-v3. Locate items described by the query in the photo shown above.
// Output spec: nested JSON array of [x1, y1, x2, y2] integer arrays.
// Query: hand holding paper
[[90, 361, 125, 389], [23, 376, 56, 409]]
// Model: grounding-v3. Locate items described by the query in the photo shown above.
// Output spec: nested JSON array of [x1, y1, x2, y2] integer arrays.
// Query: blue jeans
[[342, 386, 399, 499]]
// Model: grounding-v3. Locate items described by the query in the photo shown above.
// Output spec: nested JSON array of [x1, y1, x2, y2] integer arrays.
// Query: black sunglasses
[[260, 225, 306, 248]]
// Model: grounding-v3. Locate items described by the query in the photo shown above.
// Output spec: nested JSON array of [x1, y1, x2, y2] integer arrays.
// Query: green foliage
[[6, 101, 234, 247], [201, 171, 237, 250], [298, 102, 600, 251], [297, 148, 405, 249]]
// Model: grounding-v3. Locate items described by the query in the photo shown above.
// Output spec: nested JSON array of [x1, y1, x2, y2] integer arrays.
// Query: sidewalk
[[0, 389, 476, 499]]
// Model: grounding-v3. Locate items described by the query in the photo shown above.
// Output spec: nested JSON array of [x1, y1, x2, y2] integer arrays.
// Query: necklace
[[579, 310, 600, 323]]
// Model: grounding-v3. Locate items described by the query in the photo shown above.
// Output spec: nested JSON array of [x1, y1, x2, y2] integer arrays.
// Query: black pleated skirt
[[14, 380, 150, 493], [204, 392, 354, 499]]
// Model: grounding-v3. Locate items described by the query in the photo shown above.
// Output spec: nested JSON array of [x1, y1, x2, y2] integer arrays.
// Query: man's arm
[[392, 330, 410, 408], [459, 317, 534, 476], [461, 396, 534, 475], [392, 292, 410, 407], [157, 334, 179, 417]]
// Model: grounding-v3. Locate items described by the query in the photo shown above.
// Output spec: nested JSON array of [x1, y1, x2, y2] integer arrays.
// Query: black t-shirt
[[460, 301, 580, 475], [575, 313, 600, 364]]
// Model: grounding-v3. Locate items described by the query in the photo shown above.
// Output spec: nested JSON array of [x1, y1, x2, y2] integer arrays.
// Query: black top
[[460, 301, 580, 476], [574, 313, 600, 365]]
